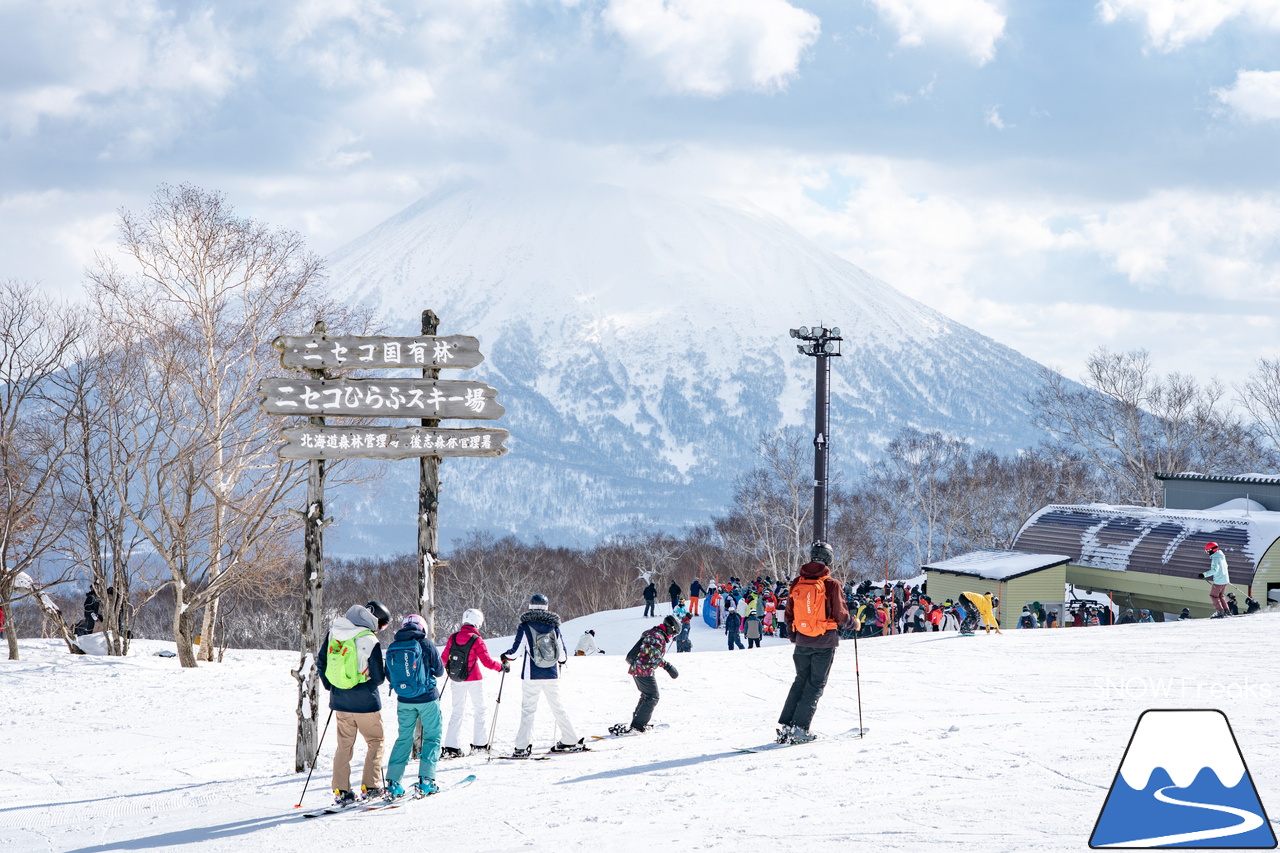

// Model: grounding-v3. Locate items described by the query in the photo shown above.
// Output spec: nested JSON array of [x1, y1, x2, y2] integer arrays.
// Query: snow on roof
[[1156, 471, 1280, 484], [1016, 503, 1280, 578], [923, 549, 1071, 581]]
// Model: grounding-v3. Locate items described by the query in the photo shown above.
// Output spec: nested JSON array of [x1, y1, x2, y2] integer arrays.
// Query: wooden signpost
[[265, 312, 508, 773]]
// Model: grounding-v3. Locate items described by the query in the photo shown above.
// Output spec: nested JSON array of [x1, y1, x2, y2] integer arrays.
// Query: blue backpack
[[386, 638, 435, 698]]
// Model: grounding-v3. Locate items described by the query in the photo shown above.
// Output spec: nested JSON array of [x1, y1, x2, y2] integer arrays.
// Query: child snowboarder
[[610, 615, 680, 735]]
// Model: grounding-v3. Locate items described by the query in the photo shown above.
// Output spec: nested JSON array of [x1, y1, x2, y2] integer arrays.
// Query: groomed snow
[[3, 607, 1279, 852]]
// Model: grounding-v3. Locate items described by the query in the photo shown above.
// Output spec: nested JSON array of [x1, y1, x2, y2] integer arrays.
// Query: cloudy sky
[[4, 0, 1280, 385]]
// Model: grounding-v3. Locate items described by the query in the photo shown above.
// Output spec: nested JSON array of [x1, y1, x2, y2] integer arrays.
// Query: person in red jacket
[[440, 608, 504, 758], [776, 542, 855, 744]]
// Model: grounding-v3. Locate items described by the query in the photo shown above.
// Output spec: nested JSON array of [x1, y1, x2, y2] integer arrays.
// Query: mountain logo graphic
[[1090, 709, 1276, 848]]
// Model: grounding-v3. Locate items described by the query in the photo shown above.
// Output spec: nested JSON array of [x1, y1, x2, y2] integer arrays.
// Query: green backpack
[[325, 629, 373, 689]]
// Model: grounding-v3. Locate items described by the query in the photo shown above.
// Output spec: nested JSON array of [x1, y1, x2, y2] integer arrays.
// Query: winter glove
[[663, 662, 679, 679], [501, 661, 510, 673]]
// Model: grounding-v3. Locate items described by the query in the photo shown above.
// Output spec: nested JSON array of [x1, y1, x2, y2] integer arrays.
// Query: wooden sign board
[[279, 427, 510, 460], [274, 334, 484, 370], [259, 377, 504, 420]]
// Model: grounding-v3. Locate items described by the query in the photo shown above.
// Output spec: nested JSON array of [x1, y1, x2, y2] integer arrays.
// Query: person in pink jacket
[[440, 609, 504, 758]]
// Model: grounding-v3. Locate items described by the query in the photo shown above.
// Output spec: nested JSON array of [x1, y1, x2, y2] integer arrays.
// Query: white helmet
[[462, 608, 484, 628]]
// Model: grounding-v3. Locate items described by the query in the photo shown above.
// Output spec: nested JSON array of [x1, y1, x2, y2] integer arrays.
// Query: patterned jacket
[[628, 625, 671, 677]]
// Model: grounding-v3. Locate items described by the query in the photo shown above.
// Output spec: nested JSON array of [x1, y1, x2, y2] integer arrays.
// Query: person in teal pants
[[384, 614, 445, 798]]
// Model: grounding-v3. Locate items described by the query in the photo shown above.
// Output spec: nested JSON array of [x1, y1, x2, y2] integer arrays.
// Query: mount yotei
[[320, 181, 1051, 553]]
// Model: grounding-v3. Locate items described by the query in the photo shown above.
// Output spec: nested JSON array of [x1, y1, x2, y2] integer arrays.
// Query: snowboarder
[[441, 608, 504, 759], [612, 614, 681, 735], [959, 591, 1002, 635], [574, 629, 604, 656], [384, 614, 445, 798], [777, 542, 854, 744], [668, 580, 682, 612], [318, 601, 390, 805], [1202, 542, 1231, 618], [500, 594, 584, 757], [642, 582, 657, 618]]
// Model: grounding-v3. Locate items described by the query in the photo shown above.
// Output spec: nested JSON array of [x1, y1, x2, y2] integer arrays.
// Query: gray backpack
[[531, 629, 559, 669]]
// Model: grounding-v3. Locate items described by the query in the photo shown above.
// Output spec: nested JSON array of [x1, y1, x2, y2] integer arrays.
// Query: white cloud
[[1216, 69, 1280, 121], [1098, 0, 1280, 51], [984, 106, 1007, 129], [869, 0, 1007, 65], [601, 0, 821, 96]]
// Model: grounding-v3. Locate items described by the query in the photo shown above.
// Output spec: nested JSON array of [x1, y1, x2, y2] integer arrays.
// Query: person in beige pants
[[318, 602, 390, 804]]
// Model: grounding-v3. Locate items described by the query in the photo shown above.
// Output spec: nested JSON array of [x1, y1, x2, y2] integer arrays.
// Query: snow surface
[[4, 608, 1279, 852]]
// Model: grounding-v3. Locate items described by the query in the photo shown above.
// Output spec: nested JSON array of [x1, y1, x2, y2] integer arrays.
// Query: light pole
[[789, 324, 843, 543]]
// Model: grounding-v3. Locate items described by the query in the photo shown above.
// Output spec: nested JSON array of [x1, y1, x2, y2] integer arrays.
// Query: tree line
[[8, 184, 1280, 656]]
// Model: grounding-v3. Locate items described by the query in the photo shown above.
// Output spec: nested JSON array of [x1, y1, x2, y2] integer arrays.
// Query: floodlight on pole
[[787, 324, 843, 545]]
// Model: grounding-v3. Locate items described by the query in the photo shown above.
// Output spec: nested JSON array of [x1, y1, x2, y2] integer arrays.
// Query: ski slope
[[2, 607, 1278, 852]]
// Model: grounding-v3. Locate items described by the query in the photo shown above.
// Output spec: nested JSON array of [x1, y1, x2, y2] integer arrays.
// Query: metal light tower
[[789, 324, 843, 543]]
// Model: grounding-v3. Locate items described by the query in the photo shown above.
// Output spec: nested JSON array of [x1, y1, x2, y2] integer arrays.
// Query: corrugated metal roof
[[1012, 504, 1280, 587], [922, 549, 1070, 581], [1155, 472, 1280, 486]]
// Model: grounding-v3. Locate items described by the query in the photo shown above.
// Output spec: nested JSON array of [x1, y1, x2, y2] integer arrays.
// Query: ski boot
[[384, 780, 406, 800], [511, 745, 532, 759], [551, 738, 589, 753], [470, 743, 490, 754], [440, 746, 465, 759], [360, 784, 385, 801], [788, 727, 817, 745], [412, 777, 439, 797], [332, 789, 356, 808], [776, 724, 794, 744]]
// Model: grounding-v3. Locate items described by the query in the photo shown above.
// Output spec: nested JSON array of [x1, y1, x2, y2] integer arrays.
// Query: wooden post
[[419, 310, 441, 637], [294, 320, 328, 772]]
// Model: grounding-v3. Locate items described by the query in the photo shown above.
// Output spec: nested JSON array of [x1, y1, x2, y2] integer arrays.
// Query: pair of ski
[[494, 744, 600, 761], [301, 774, 476, 818], [733, 726, 869, 754]]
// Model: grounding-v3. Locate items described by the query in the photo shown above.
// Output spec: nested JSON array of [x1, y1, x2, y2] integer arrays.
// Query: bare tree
[[1031, 348, 1258, 506], [0, 280, 87, 659], [715, 432, 812, 578], [85, 183, 345, 668], [1238, 359, 1280, 468]]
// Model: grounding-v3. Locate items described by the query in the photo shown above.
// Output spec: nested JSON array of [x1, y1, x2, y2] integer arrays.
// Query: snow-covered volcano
[[323, 181, 1051, 551]]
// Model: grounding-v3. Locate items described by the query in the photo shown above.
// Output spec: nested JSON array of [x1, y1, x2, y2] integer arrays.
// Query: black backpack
[[446, 634, 478, 682]]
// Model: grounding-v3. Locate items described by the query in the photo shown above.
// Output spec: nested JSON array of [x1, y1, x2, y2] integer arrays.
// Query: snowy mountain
[[321, 180, 1052, 553]]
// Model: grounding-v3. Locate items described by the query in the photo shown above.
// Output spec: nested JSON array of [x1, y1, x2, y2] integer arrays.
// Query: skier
[[668, 580, 682, 612], [500, 594, 584, 757], [689, 578, 703, 615], [611, 614, 681, 735], [384, 614, 445, 799], [1202, 542, 1231, 618], [318, 601, 390, 805], [777, 541, 854, 744], [725, 608, 745, 650], [642, 582, 657, 618], [574, 629, 605, 656], [959, 591, 1002, 635], [441, 609, 504, 759]]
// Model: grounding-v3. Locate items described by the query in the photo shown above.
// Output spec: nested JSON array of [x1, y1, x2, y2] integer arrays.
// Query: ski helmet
[[1205, 542, 1219, 553], [662, 614, 681, 635], [366, 600, 391, 630], [462, 608, 484, 628], [809, 541, 834, 566], [529, 593, 549, 610], [402, 613, 427, 633]]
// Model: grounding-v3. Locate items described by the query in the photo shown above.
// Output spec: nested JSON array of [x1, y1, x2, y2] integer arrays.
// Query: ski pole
[[852, 631, 864, 739], [485, 665, 508, 763], [295, 708, 334, 808]]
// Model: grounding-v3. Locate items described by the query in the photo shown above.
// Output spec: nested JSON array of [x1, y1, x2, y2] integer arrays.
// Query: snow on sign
[[273, 334, 483, 370], [1090, 709, 1276, 849], [258, 377, 504, 419], [280, 426, 510, 460]]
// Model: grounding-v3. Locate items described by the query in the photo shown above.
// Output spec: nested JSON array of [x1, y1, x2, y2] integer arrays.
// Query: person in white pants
[[440, 608, 504, 758], [501, 594, 582, 757]]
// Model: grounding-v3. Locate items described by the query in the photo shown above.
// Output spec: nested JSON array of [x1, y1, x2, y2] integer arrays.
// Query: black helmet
[[662, 614, 681, 635], [809, 541, 834, 566], [529, 593, 549, 610], [365, 600, 391, 630]]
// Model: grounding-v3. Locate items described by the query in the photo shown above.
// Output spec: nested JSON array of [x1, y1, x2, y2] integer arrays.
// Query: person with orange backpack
[[776, 542, 856, 744]]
